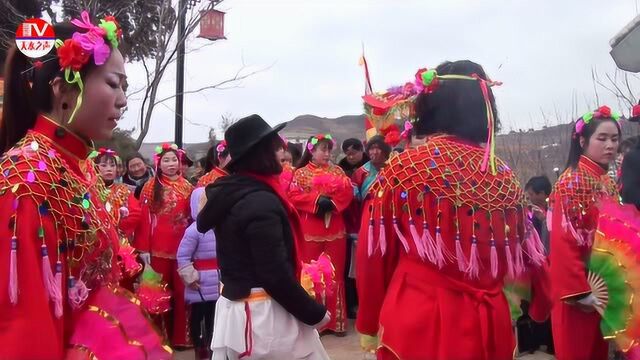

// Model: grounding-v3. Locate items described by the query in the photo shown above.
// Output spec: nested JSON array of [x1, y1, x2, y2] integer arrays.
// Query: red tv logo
[[16, 18, 55, 58]]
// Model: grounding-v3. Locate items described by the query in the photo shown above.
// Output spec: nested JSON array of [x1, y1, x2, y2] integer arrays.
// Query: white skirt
[[211, 289, 330, 360]]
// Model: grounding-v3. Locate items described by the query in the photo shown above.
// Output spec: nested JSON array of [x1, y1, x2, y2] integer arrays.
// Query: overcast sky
[[117, 0, 640, 143]]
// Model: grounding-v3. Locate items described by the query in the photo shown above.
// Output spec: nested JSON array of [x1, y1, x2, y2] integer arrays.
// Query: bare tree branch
[[153, 65, 270, 105]]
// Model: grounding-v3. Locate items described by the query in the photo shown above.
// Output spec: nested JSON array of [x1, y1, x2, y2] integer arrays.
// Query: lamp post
[[174, 0, 225, 149]]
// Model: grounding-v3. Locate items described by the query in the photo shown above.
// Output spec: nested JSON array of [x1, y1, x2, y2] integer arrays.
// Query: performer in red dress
[[356, 61, 550, 360], [288, 134, 354, 335], [136, 143, 194, 347], [197, 140, 229, 188], [549, 106, 621, 360], [93, 148, 143, 290], [0, 13, 170, 359]]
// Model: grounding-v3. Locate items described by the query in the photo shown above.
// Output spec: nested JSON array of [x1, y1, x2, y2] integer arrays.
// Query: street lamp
[[174, 0, 225, 148]]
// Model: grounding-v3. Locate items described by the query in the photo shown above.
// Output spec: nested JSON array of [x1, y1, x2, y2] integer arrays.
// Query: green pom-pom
[[155, 146, 162, 154], [88, 150, 99, 159], [612, 112, 621, 121], [421, 69, 437, 86], [311, 138, 318, 145], [583, 112, 594, 123], [99, 20, 119, 48], [325, 134, 333, 140]]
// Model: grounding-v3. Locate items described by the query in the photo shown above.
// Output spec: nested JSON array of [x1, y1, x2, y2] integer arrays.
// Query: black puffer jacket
[[197, 174, 326, 326]]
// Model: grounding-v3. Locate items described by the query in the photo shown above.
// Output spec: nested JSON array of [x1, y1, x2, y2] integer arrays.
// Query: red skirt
[[376, 258, 515, 360]]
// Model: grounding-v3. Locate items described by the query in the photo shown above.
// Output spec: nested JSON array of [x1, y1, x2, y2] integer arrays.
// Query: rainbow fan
[[588, 200, 640, 357]]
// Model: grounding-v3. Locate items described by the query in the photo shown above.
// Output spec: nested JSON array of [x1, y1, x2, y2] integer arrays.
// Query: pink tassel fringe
[[465, 237, 480, 279], [514, 239, 525, 276], [367, 219, 374, 257], [422, 222, 437, 264], [546, 207, 553, 232], [409, 219, 427, 260], [68, 276, 89, 309], [393, 217, 410, 253], [504, 242, 515, 279], [41, 246, 58, 299], [434, 227, 451, 268], [9, 236, 17, 305], [490, 241, 499, 278], [524, 220, 546, 266], [378, 218, 387, 255], [454, 234, 468, 272], [563, 213, 585, 245], [53, 262, 63, 318]]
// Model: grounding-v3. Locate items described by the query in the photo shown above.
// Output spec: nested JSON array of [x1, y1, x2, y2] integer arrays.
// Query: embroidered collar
[[579, 155, 607, 176], [33, 114, 92, 160]]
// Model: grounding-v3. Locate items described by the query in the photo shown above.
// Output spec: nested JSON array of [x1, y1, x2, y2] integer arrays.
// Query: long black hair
[[566, 117, 621, 170], [414, 60, 500, 143], [152, 149, 180, 209], [296, 136, 334, 169], [226, 133, 284, 175], [1, 22, 99, 152]]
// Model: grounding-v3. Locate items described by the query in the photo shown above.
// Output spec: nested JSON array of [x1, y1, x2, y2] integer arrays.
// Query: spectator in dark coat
[[337, 138, 368, 177], [198, 114, 330, 359]]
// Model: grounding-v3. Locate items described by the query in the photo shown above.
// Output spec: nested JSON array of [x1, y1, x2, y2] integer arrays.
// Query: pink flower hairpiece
[[574, 105, 621, 137], [216, 140, 227, 154], [153, 143, 179, 169], [307, 134, 335, 151], [400, 121, 413, 140], [53, 11, 122, 125]]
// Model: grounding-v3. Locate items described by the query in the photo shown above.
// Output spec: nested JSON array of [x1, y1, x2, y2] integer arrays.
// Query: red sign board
[[199, 10, 225, 41]]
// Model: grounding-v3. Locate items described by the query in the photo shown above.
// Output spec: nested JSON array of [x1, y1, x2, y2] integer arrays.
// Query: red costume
[[280, 162, 295, 192], [288, 162, 354, 332], [101, 182, 143, 290], [196, 166, 228, 188], [0, 115, 171, 359], [137, 175, 194, 346], [103, 182, 141, 239], [356, 136, 550, 360], [549, 155, 619, 360]]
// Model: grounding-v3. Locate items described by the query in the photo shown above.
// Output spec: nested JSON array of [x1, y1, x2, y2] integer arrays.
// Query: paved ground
[[175, 323, 555, 359]]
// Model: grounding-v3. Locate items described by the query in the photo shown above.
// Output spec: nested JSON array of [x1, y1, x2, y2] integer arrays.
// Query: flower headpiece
[[54, 11, 122, 125], [363, 67, 502, 174], [574, 105, 622, 136], [400, 121, 413, 140], [307, 134, 335, 151], [154, 143, 179, 169], [216, 140, 227, 154], [88, 147, 117, 160], [631, 104, 640, 123]]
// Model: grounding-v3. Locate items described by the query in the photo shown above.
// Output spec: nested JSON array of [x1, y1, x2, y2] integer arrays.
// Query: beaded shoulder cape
[[1, 129, 118, 314], [549, 156, 619, 246], [140, 176, 193, 216], [365, 136, 545, 278]]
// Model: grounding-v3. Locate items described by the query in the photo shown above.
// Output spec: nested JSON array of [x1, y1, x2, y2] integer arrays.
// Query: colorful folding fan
[[135, 264, 171, 315], [300, 253, 336, 305], [588, 200, 640, 357]]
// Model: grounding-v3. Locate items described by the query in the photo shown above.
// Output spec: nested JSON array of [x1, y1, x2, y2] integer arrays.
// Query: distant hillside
[[141, 115, 639, 185], [280, 114, 365, 145]]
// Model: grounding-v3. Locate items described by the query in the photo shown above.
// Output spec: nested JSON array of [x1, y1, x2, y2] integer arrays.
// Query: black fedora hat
[[224, 114, 286, 168]]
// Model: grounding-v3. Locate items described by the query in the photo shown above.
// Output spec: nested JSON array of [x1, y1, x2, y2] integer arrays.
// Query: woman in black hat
[[197, 114, 330, 359]]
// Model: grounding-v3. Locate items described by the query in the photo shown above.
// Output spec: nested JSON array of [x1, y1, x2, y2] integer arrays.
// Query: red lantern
[[198, 9, 226, 41]]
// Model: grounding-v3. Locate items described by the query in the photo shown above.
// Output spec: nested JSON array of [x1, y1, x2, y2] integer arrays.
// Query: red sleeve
[[327, 180, 354, 213], [134, 189, 152, 253], [549, 194, 591, 301], [355, 195, 399, 335], [0, 193, 65, 359], [528, 259, 552, 322], [119, 193, 141, 239], [288, 175, 322, 215]]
